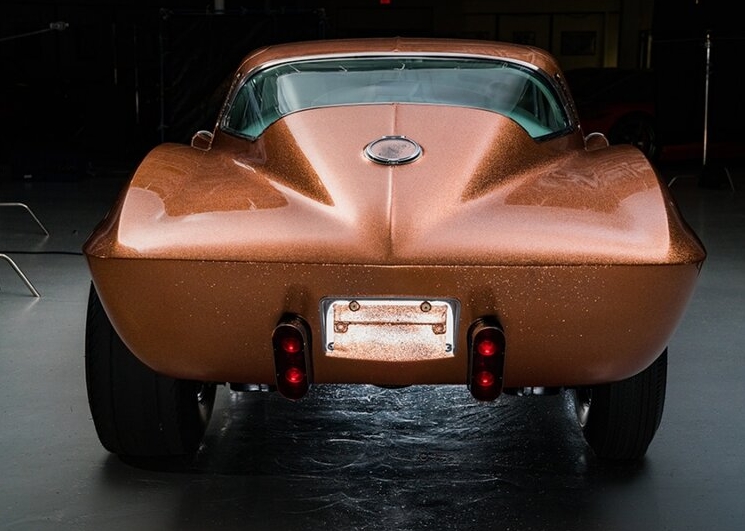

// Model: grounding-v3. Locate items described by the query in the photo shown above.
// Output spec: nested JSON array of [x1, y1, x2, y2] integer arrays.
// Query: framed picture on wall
[[498, 14, 551, 51], [512, 31, 536, 45], [560, 31, 597, 56]]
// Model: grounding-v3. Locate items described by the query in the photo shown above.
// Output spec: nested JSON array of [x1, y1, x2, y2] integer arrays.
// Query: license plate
[[321, 298, 457, 361]]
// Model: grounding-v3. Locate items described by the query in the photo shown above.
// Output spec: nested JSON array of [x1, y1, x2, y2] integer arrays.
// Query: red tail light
[[468, 318, 505, 401], [272, 315, 312, 400]]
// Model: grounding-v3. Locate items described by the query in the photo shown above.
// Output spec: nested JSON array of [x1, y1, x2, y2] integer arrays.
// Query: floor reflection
[[103, 384, 659, 530]]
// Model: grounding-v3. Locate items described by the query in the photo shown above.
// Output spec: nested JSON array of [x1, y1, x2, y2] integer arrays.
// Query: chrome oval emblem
[[364, 136, 422, 165]]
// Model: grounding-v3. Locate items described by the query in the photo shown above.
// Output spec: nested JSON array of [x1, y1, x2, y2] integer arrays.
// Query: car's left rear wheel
[[84, 283, 216, 458]]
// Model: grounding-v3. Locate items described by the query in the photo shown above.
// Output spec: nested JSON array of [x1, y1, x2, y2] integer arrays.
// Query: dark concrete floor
[[1, 160, 743, 531]]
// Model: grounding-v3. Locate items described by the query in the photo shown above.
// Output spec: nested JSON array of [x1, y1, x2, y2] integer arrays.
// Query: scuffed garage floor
[[1, 162, 743, 531]]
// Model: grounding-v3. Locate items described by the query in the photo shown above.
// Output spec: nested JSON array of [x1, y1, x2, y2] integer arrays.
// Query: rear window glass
[[223, 56, 570, 140]]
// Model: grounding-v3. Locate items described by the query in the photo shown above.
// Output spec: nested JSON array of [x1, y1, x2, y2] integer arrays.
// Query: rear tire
[[573, 349, 667, 461], [85, 283, 216, 457]]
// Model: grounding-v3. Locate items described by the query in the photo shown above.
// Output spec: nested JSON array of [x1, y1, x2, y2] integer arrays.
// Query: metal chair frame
[[1, 202, 48, 297]]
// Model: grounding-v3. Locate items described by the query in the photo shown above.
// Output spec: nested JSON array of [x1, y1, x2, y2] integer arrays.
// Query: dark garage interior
[[1, 1, 744, 530]]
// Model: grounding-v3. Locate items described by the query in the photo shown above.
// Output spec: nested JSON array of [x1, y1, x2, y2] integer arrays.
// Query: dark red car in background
[[564, 68, 658, 160], [566, 66, 744, 175]]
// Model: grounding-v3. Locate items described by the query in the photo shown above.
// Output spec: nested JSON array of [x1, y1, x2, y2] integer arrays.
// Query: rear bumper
[[87, 256, 702, 388]]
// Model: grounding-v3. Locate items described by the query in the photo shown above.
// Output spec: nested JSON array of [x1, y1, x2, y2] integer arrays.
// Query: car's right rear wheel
[[572, 348, 667, 461], [85, 283, 216, 458]]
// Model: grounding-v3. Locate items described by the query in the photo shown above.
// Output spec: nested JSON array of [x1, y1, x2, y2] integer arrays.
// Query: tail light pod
[[272, 315, 312, 400], [468, 318, 506, 401]]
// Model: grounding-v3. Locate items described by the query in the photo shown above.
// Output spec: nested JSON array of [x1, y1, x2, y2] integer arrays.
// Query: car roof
[[234, 37, 564, 78]]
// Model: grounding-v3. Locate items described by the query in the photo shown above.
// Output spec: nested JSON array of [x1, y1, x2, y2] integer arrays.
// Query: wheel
[[607, 113, 657, 160], [85, 283, 216, 457], [572, 349, 667, 461]]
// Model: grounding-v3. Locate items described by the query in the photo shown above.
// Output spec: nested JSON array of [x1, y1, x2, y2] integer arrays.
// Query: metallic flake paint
[[83, 38, 706, 389]]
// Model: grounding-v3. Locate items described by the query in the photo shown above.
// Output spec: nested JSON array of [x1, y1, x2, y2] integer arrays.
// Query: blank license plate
[[321, 298, 457, 361]]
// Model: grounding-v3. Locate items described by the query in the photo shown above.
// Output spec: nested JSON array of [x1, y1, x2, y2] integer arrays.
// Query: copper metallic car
[[83, 38, 706, 462]]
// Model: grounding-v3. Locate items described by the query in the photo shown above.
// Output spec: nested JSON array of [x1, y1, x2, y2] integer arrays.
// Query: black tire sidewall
[[581, 349, 667, 461], [84, 283, 216, 457]]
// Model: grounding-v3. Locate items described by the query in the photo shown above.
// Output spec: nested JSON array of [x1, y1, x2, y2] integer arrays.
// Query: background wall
[[1, 0, 741, 178], [318, 0, 647, 71]]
